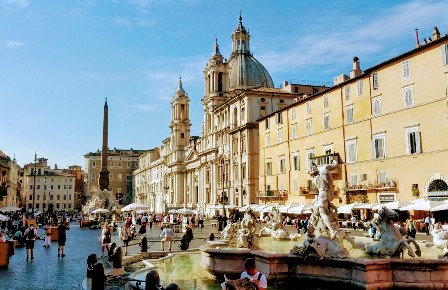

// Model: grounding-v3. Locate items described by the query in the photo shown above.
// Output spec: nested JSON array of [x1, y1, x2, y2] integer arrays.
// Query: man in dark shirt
[[57, 220, 70, 258]]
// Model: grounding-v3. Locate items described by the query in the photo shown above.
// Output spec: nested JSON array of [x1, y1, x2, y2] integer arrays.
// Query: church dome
[[228, 54, 274, 89], [227, 15, 274, 90]]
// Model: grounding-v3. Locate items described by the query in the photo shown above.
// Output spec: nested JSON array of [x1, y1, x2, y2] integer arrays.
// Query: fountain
[[80, 186, 119, 227], [200, 158, 448, 288]]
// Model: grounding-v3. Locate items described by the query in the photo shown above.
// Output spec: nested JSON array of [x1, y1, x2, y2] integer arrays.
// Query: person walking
[[100, 223, 112, 257], [198, 214, 204, 229], [24, 223, 37, 261], [424, 214, 432, 235], [120, 224, 132, 255], [57, 220, 70, 257], [43, 222, 52, 248], [160, 225, 174, 251]]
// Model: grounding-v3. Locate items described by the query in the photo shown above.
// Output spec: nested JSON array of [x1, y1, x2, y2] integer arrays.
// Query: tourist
[[424, 214, 432, 235], [24, 223, 38, 261], [43, 222, 52, 248], [138, 222, 147, 235], [100, 223, 112, 257], [13, 227, 24, 247], [240, 258, 267, 290], [148, 213, 154, 229], [57, 220, 69, 257], [198, 213, 204, 229], [0, 231, 6, 242], [145, 269, 161, 290], [160, 224, 174, 251], [120, 224, 132, 255], [351, 215, 357, 230], [407, 216, 416, 239]]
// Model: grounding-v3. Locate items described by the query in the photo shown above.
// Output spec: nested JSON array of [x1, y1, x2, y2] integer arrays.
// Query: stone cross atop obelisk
[[99, 98, 110, 190]]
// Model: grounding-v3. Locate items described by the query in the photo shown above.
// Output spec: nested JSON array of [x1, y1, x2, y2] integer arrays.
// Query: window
[[372, 97, 382, 116], [306, 119, 312, 136], [357, 80, 363, 96], [292, 153, 299, 171], [372, 134, 386, 159], [378, 171, 387, 185], [266, 161, 272, 175], [293, 180, 298, 193], [51, 185, 53, 189], [306, 150, 314, 168], [346, 105, 354, 124], [306, 101, 311, 114], [442, 44, 448, 65], [118, 173, 122, 180], [344, 85, 350, 100], [291, 108, 296, 120], [323, 113, 330, 131], [372, 73, 379, 90], [402, 60, 411, 78], [279, 157, 285, 173], [260, 106, 266, 111], [350, 174, 358, 186], [58, 185, 61, 189], [181, 133, 185, 138], [92, 161, 96, 167], [242, 163, 246, 179], [265, 133, 270, 147], [275, 112, 282, 124], [346, 139, 357, 163], [278, 129, 282, 143], [323, 94, 328, 108], [265, 118, 269, 129], [291, 124, 297, 139], [403, 86, 414, 108], [405, 126, 421, 154]]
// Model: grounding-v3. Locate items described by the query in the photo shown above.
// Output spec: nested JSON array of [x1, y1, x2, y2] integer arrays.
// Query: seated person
[[240, 258, 267, 290], [0, 231, 6, 242]]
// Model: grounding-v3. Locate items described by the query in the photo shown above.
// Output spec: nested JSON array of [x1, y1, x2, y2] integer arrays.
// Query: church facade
[[133, 17, 325, 212]]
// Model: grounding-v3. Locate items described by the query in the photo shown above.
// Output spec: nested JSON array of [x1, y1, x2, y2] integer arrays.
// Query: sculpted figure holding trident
[[308, 156, 339, 240]]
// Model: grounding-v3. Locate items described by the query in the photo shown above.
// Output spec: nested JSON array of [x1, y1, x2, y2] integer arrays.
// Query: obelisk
[[99, 98, 110, 190]]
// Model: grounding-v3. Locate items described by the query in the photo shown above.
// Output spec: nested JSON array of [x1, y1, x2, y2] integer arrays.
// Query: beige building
[[133, 16, 327, 212], [23, 157, 75, 212], [259, 27, 448, 206], [84, 148, 147, 204], [0, 150, 23, 208]]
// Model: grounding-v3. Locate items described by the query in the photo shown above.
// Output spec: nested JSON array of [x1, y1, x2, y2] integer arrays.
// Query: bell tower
[[170, 77, 191, 151]]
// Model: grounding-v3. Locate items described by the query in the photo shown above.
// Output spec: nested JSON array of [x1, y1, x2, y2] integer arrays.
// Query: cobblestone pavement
[[0, 220, 436, 290]]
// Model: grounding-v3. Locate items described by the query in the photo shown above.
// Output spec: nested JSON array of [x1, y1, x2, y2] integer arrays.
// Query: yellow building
[[259, 27, 448, 206]]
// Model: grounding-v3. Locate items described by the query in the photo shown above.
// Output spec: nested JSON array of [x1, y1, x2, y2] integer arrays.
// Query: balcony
[[345, 179, 398, 192], [257, 190, 288, 202], [299, 186, 317, 195]]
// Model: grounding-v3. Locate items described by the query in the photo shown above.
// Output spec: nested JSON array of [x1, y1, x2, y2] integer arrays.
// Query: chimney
[[432, 26, 441, 41], [415, 29, 420, 47], [349, 56, 362, 78]]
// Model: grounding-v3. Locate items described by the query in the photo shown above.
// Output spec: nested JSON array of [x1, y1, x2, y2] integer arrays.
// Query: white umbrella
[[431, 200, 448, 212], [0, 214, 9, 221], [239, 204, 253, 212], [167, 209, 177, 214], [337, 203, 368, 214], [136, 209, 147, 214], [287, 204, 307, 214], [278, 204, 299, 214], [0, 206, 20, 212], [121, 202, 149, 212], [261, 204, 279, 213], [372, 200, 413, 211], [400, 200, 444, 212], [91, 208, 109, 214], [176, 208, 197, 215]]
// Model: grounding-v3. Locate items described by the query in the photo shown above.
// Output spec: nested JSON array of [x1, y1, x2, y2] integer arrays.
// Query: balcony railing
[[345, 179, 398, 191], [257, 190, 288, 201]]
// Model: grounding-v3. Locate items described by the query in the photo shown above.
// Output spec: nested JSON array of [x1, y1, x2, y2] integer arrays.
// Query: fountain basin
[[200, 244, 448, 289]]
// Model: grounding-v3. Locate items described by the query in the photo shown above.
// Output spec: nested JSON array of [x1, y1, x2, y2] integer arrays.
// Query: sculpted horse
[[365, 206, 421, 258]]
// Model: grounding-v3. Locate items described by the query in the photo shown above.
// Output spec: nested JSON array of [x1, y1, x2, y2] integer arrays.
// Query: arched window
[[428, 179, 448, 191]]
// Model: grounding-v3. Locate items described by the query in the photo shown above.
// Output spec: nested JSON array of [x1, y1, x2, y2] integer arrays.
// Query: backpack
[[27, 228, 36, 240]]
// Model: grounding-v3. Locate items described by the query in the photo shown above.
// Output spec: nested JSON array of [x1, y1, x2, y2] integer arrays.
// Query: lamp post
[[43, 176, 46, 212]]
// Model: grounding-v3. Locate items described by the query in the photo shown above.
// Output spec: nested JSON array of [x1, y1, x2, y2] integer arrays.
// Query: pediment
[[185, 148, 199, 162]]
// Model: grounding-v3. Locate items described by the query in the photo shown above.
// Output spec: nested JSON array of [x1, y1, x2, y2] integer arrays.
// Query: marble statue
[[82, 186, 117, 213], [431, 224, 448, 252], [221, 221, 238, 244], [236, 208, 258, 249], [365, 206, 421, 258], [259, 206, 289, 239]]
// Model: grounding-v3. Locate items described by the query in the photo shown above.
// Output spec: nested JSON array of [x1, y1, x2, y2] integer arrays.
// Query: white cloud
[[4, 40, 25, 48], [63, 8, 81, 18], [258, 0, 448, 76], [126, 104, 159, 111], [112, 17, 155, 27], [113, 17, 133, 26], [2, 0, 29, 8]]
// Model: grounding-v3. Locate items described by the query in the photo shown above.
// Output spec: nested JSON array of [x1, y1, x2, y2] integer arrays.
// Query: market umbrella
[[278, 204, 300, 214], [175, 208, 197, 215], [372, 200, 413, 211], [431, 201, 448, 212], [136, 209, 148, 214], [400, 200, 444, 212], [337, 203, 368, 214], [0, 206, 20, 212], [0, 214, 9, 221], [91, 208, 109, 214], [167, 209, 177, 214], [121, 202, 149, 212], [261, 204, 279, 213], [239, 204, 254, 212], [287, 204, 307, 214]]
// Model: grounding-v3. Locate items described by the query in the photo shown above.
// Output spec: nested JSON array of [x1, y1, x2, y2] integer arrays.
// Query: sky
[[1, 0, 448, 169]]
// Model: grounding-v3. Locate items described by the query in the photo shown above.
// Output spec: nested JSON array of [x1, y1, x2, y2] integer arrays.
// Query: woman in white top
[[160, 225, 174, 251]]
